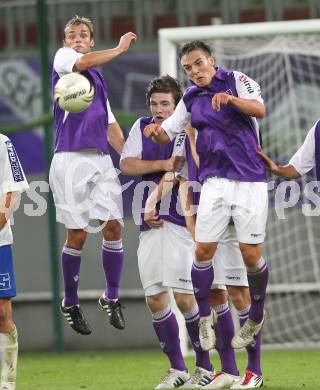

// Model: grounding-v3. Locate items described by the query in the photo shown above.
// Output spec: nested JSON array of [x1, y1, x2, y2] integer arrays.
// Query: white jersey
[[0, 134, 29, 246], [53, 47, 116, 124], [120, 117, 186, 161], [289, 122, 316, 176], [162, 70, 263, 141]]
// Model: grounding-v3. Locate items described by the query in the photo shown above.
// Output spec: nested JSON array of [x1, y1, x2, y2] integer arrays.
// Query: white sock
[[0, 327, 18, 387]]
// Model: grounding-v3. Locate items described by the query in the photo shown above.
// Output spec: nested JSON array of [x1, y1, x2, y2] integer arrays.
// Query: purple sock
[[191, 260, 214, 317], [152, 308, 187, 372], [238, 307, 262, 376], [214, 303, 238, 376], [247, 257, 269, 323], [183, 305, 212, 371], [102, 239, 124, 300], [61, 245, 81, 307]]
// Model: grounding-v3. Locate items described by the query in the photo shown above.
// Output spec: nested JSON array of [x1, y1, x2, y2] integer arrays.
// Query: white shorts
[[196, 177, 268, 244], [49, 150, 123, 229], [212, 224, 248, 288], [137, 221, 194, 296]]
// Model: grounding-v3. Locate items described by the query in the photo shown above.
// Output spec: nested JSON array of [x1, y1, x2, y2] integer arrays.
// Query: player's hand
[[144, 208, 163, 229], [162, 156, 185, 172], [257, 145, 280, 174], [117, 32, 137, 53], [144, 123, 162, 138], [212, 92, 233, 111]]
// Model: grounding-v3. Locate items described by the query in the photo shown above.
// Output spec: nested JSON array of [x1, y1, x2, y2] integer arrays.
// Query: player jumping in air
[[50, 15, 136, 335], [183, 127, 263, 389], [144, 41, 269, 355]]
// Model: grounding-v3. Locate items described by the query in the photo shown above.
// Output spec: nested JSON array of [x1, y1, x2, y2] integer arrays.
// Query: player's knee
[[146, 293, 169, 313], [210, 288, 228, 306], [103, 220, 122, 241], [67, 229, 87, 249], [228, 286, 250, 310], [0, 299, 12, 329], [195, 243, 215, 261], [239, 243, 262, 267], [174, 293, 195, 313]]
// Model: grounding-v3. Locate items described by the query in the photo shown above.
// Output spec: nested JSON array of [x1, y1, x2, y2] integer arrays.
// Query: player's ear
[[90, 39, 95, 48], [208, 56, 215, 66]]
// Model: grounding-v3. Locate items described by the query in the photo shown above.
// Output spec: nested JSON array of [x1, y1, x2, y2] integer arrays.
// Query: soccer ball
[[54, 72, 95, 113]]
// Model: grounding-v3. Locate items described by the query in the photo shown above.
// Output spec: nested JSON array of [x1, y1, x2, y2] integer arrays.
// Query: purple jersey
[[163, 68, 266, 183], [52, 67, 110, 154], [140, 117, 186, 231]]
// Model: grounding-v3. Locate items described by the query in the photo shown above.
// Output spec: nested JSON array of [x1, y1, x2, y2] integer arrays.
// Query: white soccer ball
[[54, 72, 95, 113]]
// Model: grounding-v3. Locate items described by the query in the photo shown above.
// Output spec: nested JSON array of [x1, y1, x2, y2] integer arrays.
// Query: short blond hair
[[64, 15, 94, 38]]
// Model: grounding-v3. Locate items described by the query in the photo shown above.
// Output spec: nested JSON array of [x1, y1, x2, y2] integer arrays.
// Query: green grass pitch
[[18, 349, 319, 390]]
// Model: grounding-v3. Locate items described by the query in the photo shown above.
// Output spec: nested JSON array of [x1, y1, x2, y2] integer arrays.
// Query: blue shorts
[[0, 245, 16, 298]]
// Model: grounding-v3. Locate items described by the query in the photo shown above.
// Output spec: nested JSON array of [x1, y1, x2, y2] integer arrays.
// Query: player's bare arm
[[120, 155, 184, 176], [0, 192, 18, 230], [257, 146, 301, 178], [143, 123, 171, 144], [185, 124, 199, 168], [144, 172, 178, 229], [74, 32, 137, 71], [107, 122, 125, 155], [212, 93, 266, 118], [178, 177, 196, 241]]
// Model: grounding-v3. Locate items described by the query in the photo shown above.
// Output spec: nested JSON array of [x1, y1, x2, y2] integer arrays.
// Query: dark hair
[[178, 40, 212, 59], [64, 15, 94, 39], [146, 75, 183, 107]]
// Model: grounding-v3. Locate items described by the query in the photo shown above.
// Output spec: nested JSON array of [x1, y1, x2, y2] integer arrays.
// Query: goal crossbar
[[159, 19, 320, 76]]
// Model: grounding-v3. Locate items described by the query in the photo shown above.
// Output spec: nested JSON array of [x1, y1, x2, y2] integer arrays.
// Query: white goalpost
[[159, 19, 320, 351]]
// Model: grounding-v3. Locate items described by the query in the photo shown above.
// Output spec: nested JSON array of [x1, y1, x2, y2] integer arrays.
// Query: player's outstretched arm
[[257, 146, 301, 178], [0, 192, 19, 230], [143, 123, 171, 144], [212, 93, 265, 118], [178, 177, 196, 241], [107, 122, 125, 155], [185, 123, 199, 168], [120, 155, 185, 176], [75, 32, 137, 71]]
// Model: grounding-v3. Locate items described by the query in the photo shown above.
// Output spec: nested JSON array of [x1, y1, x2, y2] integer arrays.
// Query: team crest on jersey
[[225, 89, 233, 95], [5, 141, 24, 182]]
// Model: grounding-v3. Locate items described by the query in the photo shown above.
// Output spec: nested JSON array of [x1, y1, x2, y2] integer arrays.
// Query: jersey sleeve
[[120, 119, 143, 161], [107, 99, 116, 124], [289, 124, 316, 176], [53, 47, 83, 77], [162, 99, 191, 141], [0, 137, 29, 195], [234, 71, 264, 104]]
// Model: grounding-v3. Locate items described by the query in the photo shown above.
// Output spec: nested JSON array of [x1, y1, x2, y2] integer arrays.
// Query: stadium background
[[1, 0, 320, 356]]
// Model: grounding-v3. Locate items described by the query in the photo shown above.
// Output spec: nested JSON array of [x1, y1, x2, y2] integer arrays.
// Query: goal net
[[159, 19, 320, 349]]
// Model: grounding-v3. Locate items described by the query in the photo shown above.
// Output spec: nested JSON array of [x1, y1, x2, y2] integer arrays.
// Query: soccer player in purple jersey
[[144, 41, 269, 355], [120, 76, 215, 389], [183, 127, 263, 389], [0, 134, 29, 390], [49, 16, 136, 335], [257, 120, 320, 180]]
